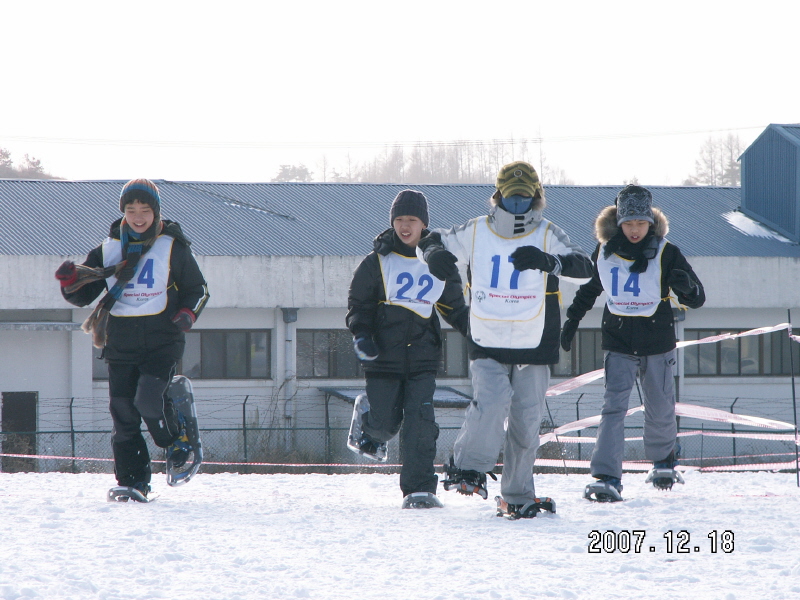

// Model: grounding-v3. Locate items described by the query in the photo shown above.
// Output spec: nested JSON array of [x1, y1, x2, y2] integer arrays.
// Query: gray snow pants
[[453, 358, 550, 504], [590, 350, 678, 480]]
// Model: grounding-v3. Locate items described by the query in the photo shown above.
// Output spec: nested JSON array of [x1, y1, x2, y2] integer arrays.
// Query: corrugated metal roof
[[1, 179, 799, 258]]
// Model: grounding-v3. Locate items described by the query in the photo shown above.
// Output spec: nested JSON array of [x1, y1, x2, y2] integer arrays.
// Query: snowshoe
[[346, 394, 388, 462], [584, 475, 624, 502], [401, 492, 444, 509], [107, 483, 153, 503], [646, 448, 684, 490], [165, 376, 203, 487], [495, 496, 556, 519], [645, 468, 685, 490], [441, 456, 496, 500]]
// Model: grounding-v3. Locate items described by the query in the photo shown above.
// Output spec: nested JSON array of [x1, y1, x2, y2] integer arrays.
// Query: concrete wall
[[2, 254, 799, 437]]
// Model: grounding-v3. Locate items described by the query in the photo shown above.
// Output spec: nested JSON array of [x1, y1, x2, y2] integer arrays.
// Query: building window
[[438, 330, 469, 378], [683, 329, 793, 376], [551, 328, 604, 377], [182, 330, 272, 379], [297, 330, 360, 378], [296, 329, 470, 379]]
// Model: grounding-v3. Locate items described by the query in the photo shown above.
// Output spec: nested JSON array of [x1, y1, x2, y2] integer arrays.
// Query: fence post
[[700, 423, 704, 470], [242, 395, 250, 463], [69, 397, 76, 473], [730, 397, 739, 466], [575, 394, 584, 462]]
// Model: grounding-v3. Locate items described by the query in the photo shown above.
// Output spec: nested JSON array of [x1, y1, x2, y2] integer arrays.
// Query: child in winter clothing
[[561, 184, 705, 500], [56, 179, 209, 497], [417, 161, 593, 518], [346, 189, 469, 508]]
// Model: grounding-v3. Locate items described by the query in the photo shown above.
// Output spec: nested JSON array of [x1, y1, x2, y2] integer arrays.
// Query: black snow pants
[[363, 371, 439, 496], [107, 358, 181, 486]]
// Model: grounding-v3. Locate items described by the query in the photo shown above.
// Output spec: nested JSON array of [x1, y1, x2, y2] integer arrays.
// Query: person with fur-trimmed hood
[[561, 184, 705, 501], [416, 161, 593, 518], [55, 179, 209, 498], [346, 189, 469, 509]]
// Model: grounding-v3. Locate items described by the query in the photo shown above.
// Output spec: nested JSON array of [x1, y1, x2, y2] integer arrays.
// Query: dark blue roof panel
[[2, 179, 799, 258]]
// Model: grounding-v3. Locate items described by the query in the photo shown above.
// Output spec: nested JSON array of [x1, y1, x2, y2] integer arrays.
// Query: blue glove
[[353, 336, 378, 361]]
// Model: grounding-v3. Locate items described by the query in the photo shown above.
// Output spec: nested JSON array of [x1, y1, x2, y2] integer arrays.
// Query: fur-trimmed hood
[[595, 205, 669, 243]]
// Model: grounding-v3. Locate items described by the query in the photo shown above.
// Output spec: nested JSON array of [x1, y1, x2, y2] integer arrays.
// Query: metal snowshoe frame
[[346, 394, 388, 462], [441, 457, 496, 500], [495, 496, 556, 519], [107, 485, 153, 503], [584, 480, 624, 502], [166, 376, 203, 487], [401, 492, 444, 509], [645, 468, 685, 490]]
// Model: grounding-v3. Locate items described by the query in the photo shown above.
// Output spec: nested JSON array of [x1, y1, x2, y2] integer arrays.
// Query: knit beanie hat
[[615, 184, 654, 225], [496, 161, 542, 199], [119, 178, 161, 221], [390, 189, 429, 227]]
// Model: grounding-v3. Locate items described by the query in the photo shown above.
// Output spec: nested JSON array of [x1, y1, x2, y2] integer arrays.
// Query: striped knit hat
[[119, 178, 161, 220]]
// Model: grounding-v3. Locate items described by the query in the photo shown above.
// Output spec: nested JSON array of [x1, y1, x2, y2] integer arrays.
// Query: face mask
[[500, 194, 534, 215]]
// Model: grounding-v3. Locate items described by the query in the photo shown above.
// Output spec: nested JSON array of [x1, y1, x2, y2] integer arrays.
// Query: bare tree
[[684, 134, 742, 186]]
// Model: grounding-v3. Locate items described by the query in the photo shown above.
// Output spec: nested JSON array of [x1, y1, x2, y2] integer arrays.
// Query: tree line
[[272, 134, 743, 187], [273, 140, 576, 186], [0, 147, 58, 179]]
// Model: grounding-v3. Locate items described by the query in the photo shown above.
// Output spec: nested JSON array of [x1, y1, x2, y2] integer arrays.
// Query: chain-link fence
[[1, 391, 797, 474]]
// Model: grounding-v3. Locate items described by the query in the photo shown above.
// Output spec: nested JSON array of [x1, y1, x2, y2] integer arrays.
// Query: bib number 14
[[610, 267, 640, 297]]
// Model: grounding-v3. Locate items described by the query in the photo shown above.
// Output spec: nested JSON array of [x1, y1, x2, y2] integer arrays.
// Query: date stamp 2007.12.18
[[588, 530, 734, 554]]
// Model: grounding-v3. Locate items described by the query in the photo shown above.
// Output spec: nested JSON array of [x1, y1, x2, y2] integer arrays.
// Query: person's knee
[[133, 374, 170, 419]]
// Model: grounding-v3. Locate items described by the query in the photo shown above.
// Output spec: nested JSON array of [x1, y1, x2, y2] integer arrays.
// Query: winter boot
[[401, 492, 444, 509], [495, 496, 556, 519], [646, 449, 685, 490], [346, 394, 388, 462], [441, 456, 496, 500], [584, 475, 624, 502]]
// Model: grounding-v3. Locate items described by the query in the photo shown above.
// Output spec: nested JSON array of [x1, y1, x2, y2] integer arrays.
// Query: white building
[[2, 125, 799, 469]]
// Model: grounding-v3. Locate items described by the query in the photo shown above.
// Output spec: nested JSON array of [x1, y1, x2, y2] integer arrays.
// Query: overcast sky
[[2, 0, 798, 185]]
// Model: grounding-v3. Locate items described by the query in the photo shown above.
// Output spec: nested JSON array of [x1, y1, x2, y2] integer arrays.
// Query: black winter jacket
[[566, 207, 705, 357], [346, 229, 469, 376], [62, 219, 209, 363]]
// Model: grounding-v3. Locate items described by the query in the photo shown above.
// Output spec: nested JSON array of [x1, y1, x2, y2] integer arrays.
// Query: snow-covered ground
[[1, 470, 798, 600]]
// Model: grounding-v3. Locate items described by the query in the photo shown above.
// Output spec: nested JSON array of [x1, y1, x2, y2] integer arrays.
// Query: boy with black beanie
[[346, 189, 469, 509], [55, 178, 209, 499], [561, 184, 705, 501]]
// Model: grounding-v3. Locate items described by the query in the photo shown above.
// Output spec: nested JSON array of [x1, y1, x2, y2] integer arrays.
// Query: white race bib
[[102, 236, 174, 317], [597, 238, 667, 317], [469, 217, 548, 348], [379, 252, 445, 318]]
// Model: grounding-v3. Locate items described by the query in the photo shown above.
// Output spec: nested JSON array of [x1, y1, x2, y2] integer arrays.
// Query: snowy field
[[1, 470, 799, 600]]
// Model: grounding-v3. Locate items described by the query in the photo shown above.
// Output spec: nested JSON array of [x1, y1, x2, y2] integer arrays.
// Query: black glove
[[55, 260, 77, 287], [510, 246, 557, 272], [425, 248, 459, 281], [560, 318, 580, 352], [353, 336, 378, 361], [668, 269, 697, 295], [171, 308, 196, 332]]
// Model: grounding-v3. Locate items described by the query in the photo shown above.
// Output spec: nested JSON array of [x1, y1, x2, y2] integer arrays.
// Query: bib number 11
[[610, 267, 640, 297]]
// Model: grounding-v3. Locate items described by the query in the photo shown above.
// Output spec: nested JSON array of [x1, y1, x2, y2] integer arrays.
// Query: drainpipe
[[281, 308, 298, 453]]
